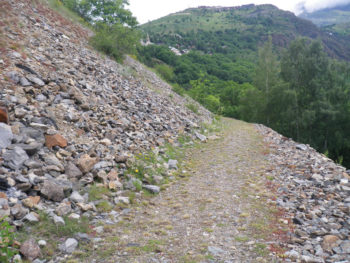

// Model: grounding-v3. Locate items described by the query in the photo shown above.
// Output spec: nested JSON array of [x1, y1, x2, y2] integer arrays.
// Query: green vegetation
[[137, 5, 350, 168], [88, 185, 111, 201], [17, 212, 90, 259], [0, 217, 17, 263], [60, 0, 140, 61]]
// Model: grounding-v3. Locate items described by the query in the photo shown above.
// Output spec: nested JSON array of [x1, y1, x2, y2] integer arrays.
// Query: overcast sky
[[128, 0, 350, 24]]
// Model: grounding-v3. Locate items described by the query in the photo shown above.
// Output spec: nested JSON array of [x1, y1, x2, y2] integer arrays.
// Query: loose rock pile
[[0, 0, 211, 260], [257, 125, 350, 263]]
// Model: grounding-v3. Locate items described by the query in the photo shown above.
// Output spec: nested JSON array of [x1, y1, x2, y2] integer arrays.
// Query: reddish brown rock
[[45, 134, 68, 149], [0, 107, 9, 124], [76, 154, 98, 173], [20, 238, 41, 261], [322, 235, 340, 251], [22, 196, 40, 208]]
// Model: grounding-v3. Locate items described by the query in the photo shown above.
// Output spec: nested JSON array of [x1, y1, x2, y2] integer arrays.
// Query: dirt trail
[[90, 118, 285, 263]]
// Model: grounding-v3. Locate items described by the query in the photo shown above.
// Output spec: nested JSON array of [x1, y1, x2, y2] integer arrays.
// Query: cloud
[[295, 0, 350, 14]]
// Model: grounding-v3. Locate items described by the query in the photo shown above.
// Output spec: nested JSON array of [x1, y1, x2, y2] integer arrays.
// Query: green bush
[[0, 217, 17, 262], [185, 103, 199, 114], [154, 64, 175, 82], [90, 24, 140, 62]]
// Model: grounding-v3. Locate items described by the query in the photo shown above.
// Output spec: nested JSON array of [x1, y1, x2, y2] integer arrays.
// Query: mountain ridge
[[140, 4, 350, 61]]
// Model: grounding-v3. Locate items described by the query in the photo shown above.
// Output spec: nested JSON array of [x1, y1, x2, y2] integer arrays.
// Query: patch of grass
[[44, 0, 89, 27], [139, 239, 164, 253], [266, 175, 274, 181], [96, 246, 115, 258], [204, 227, 214, 233], [254, 243, 268, 256], [132, 179, 143, 192], [0, 217, 17, 263], [234, 236, 249, 242], [186, 103, 199, 114], [17, 211, 90, 259], [88, 184, 110, 201], [96, 200, 113, 212]]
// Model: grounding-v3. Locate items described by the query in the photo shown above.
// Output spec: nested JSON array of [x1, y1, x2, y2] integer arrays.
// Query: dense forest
[[58, 1, 350, 167]]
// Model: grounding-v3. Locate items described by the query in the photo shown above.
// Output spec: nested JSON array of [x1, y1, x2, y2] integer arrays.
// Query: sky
[[128, 0, 350, 24]]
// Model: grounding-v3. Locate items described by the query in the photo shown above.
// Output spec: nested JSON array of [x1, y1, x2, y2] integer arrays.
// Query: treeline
[[138, 39, 350, 167]]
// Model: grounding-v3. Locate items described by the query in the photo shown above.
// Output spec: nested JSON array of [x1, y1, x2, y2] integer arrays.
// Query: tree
[[254, 36, 279, 125], [62, 0, 137, 27], [280, 38, 330, 142]]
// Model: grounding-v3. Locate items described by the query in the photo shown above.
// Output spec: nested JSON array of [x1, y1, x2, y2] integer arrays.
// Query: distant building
[[141, 34, 152, 46], [169, 46, 182, 56]]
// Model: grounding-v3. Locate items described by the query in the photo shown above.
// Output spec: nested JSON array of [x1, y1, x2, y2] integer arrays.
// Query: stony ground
[[78, 118, 286, 263]]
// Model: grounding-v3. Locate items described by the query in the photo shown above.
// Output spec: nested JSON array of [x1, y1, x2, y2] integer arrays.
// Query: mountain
[[299, 3, 350, 27], [140, 4, 350, 61]]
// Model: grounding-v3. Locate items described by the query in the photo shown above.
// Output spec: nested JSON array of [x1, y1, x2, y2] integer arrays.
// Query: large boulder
[[0, 123, 13, 150], [3, 146, 29, 170], [20, 239, 41, 261], [40, 180, 65, 202]]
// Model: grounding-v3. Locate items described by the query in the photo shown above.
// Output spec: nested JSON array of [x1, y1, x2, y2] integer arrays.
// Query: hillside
[[299, 4, 350, 37], [141, 4, 350, 61]]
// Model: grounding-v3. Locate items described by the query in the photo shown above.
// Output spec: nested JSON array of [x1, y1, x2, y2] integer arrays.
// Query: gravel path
[[91, 118, 285, 262]]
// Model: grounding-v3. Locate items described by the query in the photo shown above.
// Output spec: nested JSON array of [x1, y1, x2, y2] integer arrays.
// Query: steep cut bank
[[0, 0, 211, 260]]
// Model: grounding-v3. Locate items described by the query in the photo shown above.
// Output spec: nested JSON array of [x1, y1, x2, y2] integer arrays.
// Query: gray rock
[[36, 94, 47, 101], [296, 144, 308, 151], [23, 212, 39, 222], [53, 214, 65, 225], [168, 159, 178, 170], [208, 246, 225, 256], [16, 142, 43, 156], [340, 240, 350, 254], [70, 191, 84, 203], [55, 202, 72, 216], [11, 203, 29, 219], [20, 77, 31, 86], [114, 196, 130, 205], [40, 180, 65, 202], [285, 250, 300, 259], [143, 185, 160, 194], [6, 71, 20, 83], [65, 162, 83, 179], [3, 146, 29, 170], [60, 238, 78, 254], [0, 123, 13, 150], [27, 75, 45, 86], [195, 131, 207, 142]]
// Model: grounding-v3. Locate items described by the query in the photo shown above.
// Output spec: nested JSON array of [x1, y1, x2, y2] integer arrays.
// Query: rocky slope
[[257, 125, 350, 262], [0, 0, 211, 260]]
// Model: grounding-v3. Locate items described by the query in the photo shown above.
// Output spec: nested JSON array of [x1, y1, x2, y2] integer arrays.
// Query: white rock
[[70, 191, 85, 203], [53, 214, 65, 225], [38, 240, 47, 247]]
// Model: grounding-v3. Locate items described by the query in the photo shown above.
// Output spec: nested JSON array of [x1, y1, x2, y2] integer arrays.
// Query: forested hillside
[[138, 5, 350, 168]]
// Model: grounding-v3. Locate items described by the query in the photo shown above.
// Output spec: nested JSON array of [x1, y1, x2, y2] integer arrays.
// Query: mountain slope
[[141, 4, 350, 61], [299, 3, 350, 26]]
